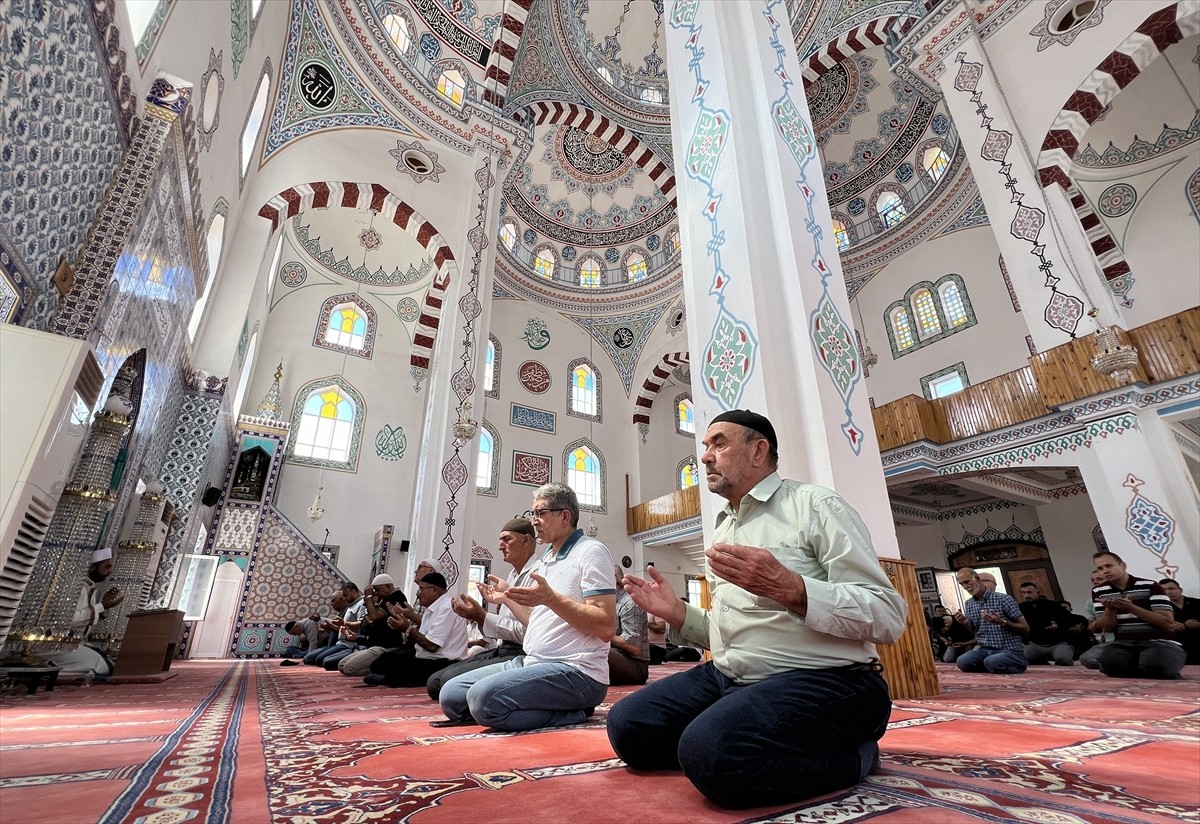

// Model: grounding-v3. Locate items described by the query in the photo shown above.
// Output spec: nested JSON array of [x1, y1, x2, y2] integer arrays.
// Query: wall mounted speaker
[[398, 539, 410, 553], [200, 486, 222, 507]]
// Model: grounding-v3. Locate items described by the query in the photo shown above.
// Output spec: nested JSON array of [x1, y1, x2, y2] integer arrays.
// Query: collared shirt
[[964, 590, 1024, 651], [523, 528, 616, 683], [416, 592, 469, 660], [676, 474, 906, 683], [482, 553, 541, 644], [615, 589, 649, 662], [1092, 576, 1175, 642]]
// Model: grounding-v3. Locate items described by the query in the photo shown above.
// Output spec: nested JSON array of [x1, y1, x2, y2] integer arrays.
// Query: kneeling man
[[607, 411, 906, 809]]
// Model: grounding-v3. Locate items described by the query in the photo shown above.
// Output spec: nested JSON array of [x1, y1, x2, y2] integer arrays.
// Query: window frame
[[475, 420, 499, 496], [313, 293, 376, 359], [566, 357, 602, 422], [286, 376, 366, 472], [563, 438, 605, 512]]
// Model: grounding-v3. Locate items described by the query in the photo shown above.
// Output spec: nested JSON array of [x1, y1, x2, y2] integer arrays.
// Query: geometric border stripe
[[1066, 182, 1131, 285], [800, 16, 899, 81], [1037, 2, 1199, 190], [481, 0, 533, 108], [632, 351, 690, 426], [258, 181, 458, 372]]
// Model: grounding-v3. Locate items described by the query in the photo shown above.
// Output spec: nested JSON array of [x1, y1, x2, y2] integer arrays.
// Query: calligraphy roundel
[[299, 63, 337, 111], [518, 361, 552, 394]]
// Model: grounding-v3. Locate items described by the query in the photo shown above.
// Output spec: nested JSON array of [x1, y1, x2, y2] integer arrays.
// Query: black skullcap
[[710, 409, 778, 453], [501, 517, 536, 538], [420, 571, 448, 590]]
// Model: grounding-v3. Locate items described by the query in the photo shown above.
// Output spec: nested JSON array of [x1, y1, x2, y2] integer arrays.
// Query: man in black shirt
[[1018, 581, 1074, 666]]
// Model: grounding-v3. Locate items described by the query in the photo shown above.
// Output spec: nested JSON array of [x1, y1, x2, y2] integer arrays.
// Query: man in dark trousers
[[1091, 552, 1184, 679]]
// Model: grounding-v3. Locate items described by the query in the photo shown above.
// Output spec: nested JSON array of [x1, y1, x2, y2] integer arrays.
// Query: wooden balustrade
[[626, 484, 700, 535]]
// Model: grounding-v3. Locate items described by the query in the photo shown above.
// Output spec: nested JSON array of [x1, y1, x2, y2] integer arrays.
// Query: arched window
[[886, 275, 976, 357], [314, 294, 376, 358], [288, 377, 365, 471], [382, 12, 410, 53], [241, 65, 271, 179], [626, 251, 648, 283], [565, 440, 604, 509], [476, 421, 499, 495], [265, 230, 284, 306], [499, 220, 517, 251], [678, 456, 698, 489], [923, 144, 950, 182], [579, 257, 602, 288], [833, 219, 850, 252], [640, 87, 663, 103], [188, 206, 227, 342], [567, 357, 601, 422], [596, 65, 613, 84], [231, 326, 258, 417], [675, 393, 695, 436], [876, 191, 906, 228], [126, 0, 159, 45], [911, 288, 942, 339], [534, 247, 556, 280], [485, 334, 501, 399], [667, 228, 681, 254], [437, 68, 466, 107]]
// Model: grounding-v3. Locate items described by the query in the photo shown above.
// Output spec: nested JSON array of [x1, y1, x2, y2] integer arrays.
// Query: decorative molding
[[633, 352, 690, 427]]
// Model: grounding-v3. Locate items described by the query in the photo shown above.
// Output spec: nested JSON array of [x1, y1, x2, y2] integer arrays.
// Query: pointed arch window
[[567, 357, 601, 422], [596, 65, 613, 84], [579, 257, 603, 288], [885, 275, 977, 357], [476, 421, 499, 495], [534, 248, 556, 280], [667, 228, 681, 254], [500, 220, 517, 251], [923, 145, 950, 182], [675, 393, 695, 436], [485, 334, 501, 399], [833, 219, 850, 252], [564, 439, 604, 509], [437, 68, 466, 107], [188, 205, 228, 342], [288, 377, 365, 471], [678, 456, 698, 489], [640, 87, 663, 104], [314, 293, 376, 358], [626, 252, 648, 283], [876, 191, 906, 228], [382, 12, 411, 53], [240, 65, 271, 180]]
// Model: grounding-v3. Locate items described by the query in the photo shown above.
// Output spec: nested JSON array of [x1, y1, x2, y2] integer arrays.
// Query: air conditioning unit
[[0, 325, 104, 646]]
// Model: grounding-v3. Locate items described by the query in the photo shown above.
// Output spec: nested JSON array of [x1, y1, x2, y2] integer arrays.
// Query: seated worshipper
[[941, 609, 976, 663], [1160, 578, 1200, 664], [953, 568, 1029, 674], [317, 592, 348, 648], [365, 572, 468, 687], [1081, 568, 1112, 669], [280, 616, 320, 666], [426, 518, 540, 700], [609, 565, 650, 685], [1018, 581, 1075, 666], [406, 559, 439, 623], [337, 574, 412, 676], [607, 410, 906, 810], [978, 571, 998, 591], [1057, 601, 1093, 660], [433, 483, 616, 731], [927, 605, 950, 660], [304, 583, 366, 669], [1091, 552, 1185, 679], [647, 612, 667, 665], [50, 549, 124, 679]]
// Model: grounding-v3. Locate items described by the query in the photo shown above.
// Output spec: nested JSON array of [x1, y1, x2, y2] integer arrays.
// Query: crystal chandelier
[[452, 400, 479, 444], [1089, 326, 1140, 384], [584, 515, 599, 538], [307, 484, 326, 522]]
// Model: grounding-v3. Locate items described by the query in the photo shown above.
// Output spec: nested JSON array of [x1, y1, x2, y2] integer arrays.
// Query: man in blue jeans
[[607, 410, 907, 809], [953, 567, 1029, 674], [433, 483, 615, 731]]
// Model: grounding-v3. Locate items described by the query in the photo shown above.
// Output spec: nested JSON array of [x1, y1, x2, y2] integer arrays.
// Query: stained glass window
[[383, 13, 410, 52], [295, 387, 355, 462], [325, 304, 367, 350], [535, 248, 555, 280], [437, 69, 466, 107], [580, 258, 602, 288], [912, 288, 942, 338], [677, 397, 695, 434], [626, 253, 648, 282], [923, 146, 950, 182], [891, 307, 915, 350], [941, 280, 968, 326], [571, 363, 597, 415], [877, 192, 906, 228], [679, 458, 698, 489], [833, 219, 850, 252], [567, 445, 602, 506]]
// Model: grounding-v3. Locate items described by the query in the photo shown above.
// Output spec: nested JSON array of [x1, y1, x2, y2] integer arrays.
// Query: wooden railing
[[873, 308, 1199, 452], [627, 484, 700, 535]]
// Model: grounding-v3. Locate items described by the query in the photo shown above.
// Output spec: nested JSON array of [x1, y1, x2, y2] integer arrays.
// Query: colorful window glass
[[437, 69, 466, 107], [567, 446, 602, 506], [571, 364, 597, 416], [668, 229, 681, 254], [679, 458, 698, 489], [833, 219, 850, 252], [534, 248, 555, 280], [877, 192, 906, 228], [923, 146, 950, 182], [580, 258, 602, 288], [626, 253, 648, 282], [912, 288, 942, 338], [677, 397, 695, 434], [325, 305, 367, 350], [295, 387, 355, 462], [941, 280, 968, 326], [890, 307, 915, 350]]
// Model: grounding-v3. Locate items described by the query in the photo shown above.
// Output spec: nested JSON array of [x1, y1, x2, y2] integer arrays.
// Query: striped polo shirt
[[1092, 575, 1176, 642]]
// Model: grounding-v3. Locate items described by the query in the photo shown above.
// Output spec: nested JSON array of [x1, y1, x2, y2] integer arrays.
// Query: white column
[[664, 0, 897, 555], [406, 146, 503, 590]]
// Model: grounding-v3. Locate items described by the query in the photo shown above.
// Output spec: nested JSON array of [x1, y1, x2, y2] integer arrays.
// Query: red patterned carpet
[[1, 660, 1196, 823]]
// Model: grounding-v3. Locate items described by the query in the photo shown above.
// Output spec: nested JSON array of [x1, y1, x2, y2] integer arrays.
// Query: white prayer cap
[[91, 548, 113, 563]]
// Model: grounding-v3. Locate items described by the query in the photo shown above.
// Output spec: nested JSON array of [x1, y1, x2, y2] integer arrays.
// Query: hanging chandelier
[[1089, 326, 1140, 384], [307, 484, 326, 523]]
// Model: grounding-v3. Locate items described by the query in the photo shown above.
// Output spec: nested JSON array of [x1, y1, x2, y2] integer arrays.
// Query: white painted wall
[[1037, 494, 1106, 613]]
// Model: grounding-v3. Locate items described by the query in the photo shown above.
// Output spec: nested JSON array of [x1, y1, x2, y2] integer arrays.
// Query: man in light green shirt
[[608, 410, 907, 809]]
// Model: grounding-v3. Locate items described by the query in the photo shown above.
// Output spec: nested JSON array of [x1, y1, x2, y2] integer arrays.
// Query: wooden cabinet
[[112, 609, 185, 677]]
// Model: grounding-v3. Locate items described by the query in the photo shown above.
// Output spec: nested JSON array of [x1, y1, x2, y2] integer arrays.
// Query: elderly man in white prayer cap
[[50, 548, 124, 679]]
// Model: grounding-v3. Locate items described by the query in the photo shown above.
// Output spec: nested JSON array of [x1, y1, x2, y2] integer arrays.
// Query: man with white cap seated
[[336, 573, 411, 676], [50, 548, 124, 679]]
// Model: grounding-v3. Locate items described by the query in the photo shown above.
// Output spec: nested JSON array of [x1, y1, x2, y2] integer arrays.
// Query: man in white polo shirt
[[433, 483, 616, 730]]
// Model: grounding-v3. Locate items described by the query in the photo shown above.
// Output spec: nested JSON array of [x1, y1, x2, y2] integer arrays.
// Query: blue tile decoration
[[511, 403, 556, 433]]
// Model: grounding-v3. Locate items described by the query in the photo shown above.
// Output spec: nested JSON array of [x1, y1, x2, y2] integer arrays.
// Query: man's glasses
[[525, 508, 566, 520]]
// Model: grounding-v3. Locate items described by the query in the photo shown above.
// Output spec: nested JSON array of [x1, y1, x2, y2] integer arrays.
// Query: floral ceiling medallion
[[390, 139, 446, 183], [1029, 0, 1112, 51]]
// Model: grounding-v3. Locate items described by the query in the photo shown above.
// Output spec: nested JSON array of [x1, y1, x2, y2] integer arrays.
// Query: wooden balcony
[[627, 483, 700, 535]]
